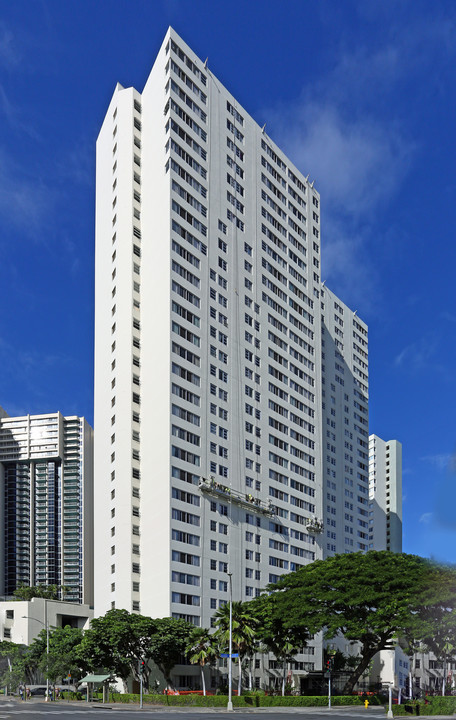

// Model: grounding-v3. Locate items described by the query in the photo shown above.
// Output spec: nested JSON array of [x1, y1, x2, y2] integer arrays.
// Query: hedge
[[93, 692, 368, 707], [392, 697, 456, 716]]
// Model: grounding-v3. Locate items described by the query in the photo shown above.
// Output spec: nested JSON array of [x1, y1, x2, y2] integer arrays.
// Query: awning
[[79, 675, 111, 683]]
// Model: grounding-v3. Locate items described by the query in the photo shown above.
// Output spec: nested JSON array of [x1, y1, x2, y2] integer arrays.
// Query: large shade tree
[[262, 551, 456, 694], [78, 611, 193, 692], [78, 609, 155, 691], [147, 617, 194, 690]]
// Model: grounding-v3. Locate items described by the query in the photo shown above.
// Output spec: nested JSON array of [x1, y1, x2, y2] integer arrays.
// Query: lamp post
[[387, 684, 393, 718], [44, 598, 49, 702], [227, 572, 233, 712], [22, 597, 49, 702]]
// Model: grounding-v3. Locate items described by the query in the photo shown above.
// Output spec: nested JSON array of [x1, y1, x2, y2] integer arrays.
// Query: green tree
[[185, 627, 219, 695], [13, 584, 62, 601], [27, 626, 89, 686], [78, 609, 155, 691], [415, 606, 456, 695], [147, 617, 193, 690], [263, 551, 456, 695], [0, 641, 37, 690], [213, 601, 258, 696], [252, 594, 309, 695]]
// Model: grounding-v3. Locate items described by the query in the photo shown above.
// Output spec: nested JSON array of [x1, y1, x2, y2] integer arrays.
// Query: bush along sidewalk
[[391, 696, 456, 716], [92, 692, 371, 707]]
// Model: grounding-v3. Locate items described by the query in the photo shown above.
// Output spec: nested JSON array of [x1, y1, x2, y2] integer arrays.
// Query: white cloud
[[0, 147, 55, 238], [271, 104, 412, 222], [0, 24, 20, 68], [421, 454, 451, 471], [419, 512, 433, 525], [259, 11, 456, 301], [393, 338, 437, 371]]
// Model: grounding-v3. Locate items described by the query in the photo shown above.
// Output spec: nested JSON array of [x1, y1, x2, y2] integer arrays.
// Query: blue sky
[[0, 0, 455, 564]]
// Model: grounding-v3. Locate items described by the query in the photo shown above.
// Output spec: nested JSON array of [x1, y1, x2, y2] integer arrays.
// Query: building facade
[[94, 27, 372, 688], [321, 287, 370, 557], [0, 596, 93, 645], [368, 435, 402, 552], [0, 412, 94, 604]]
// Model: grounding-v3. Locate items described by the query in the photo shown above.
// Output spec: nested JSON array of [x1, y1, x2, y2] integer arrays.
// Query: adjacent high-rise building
[[94, 26, 371, 688], [0, 411, 94, 604], [368, 435, 402, 552], [321, 288, 370, 556]]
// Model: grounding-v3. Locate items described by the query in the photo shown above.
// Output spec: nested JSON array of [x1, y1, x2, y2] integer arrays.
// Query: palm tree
[[257, 613, 308, 696], [213, 601, 259, 696], [185, 628, 218, 696]]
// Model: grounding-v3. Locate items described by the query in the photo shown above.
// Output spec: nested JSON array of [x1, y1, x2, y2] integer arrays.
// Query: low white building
[[371, 646, 411, 697], [0, 597, 93, 645]]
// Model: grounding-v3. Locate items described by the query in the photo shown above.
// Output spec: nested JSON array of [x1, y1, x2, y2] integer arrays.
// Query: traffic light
[[326, 657, 333, 672], [139, 659, 146, 675]]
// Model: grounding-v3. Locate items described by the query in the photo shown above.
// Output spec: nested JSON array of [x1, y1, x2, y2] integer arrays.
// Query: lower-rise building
[[0, 596, 93, 645]]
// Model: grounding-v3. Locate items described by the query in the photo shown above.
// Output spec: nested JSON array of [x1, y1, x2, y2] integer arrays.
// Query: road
[[0, 699, 393, 720]]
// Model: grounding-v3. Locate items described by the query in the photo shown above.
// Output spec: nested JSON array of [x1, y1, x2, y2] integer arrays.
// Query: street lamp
[[387, 683, 393, 719], [227, 572, 233, 712], [22, 597, 49, 702]]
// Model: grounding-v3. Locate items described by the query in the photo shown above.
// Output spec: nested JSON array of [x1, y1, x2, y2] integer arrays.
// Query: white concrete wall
[[94, 82, 145, 615], [369, 435, 402, 552], [0, 598, 93, 645], [140, 30, 173, 618]]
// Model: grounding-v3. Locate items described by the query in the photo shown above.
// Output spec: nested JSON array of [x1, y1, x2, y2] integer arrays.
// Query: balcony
[[199, 477, 274, 516]]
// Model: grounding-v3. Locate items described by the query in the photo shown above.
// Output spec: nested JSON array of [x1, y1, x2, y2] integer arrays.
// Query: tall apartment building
[[0, 411, 94, 604], [321, 287, 370, 556], [94, 28, 370, 686], [368, 435, 402, 552]]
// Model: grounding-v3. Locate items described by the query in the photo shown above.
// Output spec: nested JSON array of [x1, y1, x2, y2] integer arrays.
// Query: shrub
[[391, 697, 456, 716], [89, 692, 376, 708]]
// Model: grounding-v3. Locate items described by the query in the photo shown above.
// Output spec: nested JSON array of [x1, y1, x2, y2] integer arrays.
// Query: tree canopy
[[78, 609, 155, 690], [27, 626, 89, 684], [78, 610, 193, 691], [148, 617, 194, 689], [252, 593, 310, 695], [13, 584, 64, 601], [261, 551, 456, 694]]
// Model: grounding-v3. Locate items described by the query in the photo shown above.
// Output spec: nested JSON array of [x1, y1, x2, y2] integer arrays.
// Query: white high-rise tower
[[94, 27, 370, 689], [368, 435, 402, 552]]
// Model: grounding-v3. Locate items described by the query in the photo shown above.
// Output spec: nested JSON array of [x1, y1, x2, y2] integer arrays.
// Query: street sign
[[220, 653, 239, 658]]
